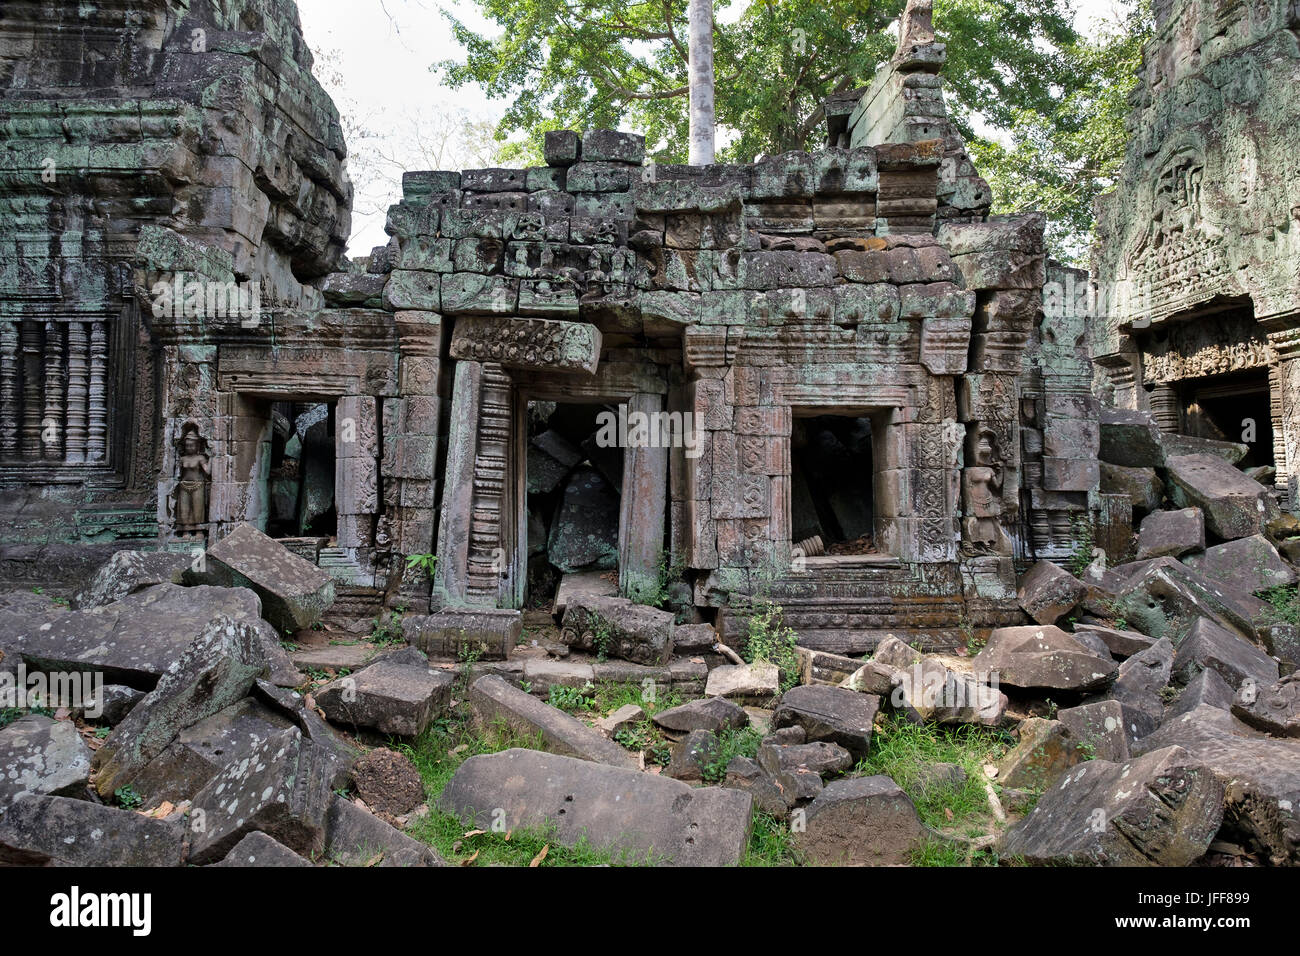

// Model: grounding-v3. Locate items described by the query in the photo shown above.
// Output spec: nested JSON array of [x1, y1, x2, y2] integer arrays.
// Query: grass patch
[[856, 717, 1013, 833], [741, 811, 802, 866]]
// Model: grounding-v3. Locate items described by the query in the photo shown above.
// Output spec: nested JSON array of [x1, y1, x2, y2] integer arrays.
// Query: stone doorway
[[523, 400, 626, 609], [790, 413, 878, 557], [1179, 369, 1274, 469], [264, 400, 338, 539]]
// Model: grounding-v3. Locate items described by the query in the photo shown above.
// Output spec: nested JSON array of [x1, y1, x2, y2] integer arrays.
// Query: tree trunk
[[688, 0, 715, 165]]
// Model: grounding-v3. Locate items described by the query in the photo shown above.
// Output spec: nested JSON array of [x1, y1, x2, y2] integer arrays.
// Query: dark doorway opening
[[790, 413, 877, 555], [1179, 368, 1274, 469], [266, 400, 337, 538], [524, 400, 625, 608]]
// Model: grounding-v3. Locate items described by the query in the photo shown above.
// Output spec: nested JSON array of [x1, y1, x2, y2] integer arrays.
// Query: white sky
[[297, 0, 1130, 255]]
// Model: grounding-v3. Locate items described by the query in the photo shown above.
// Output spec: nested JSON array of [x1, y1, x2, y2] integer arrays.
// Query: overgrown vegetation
[[547, 683, 596, 713], [741, 600, 801, 693], [1067, 513, 1097, 578], [0, 704, 54, 730], [741, 812, 802, 867], [370, 606, 407, 646], [1260, 584, 1300, 626], [699, 726, 763, 785], [405, 553, 439, 576]]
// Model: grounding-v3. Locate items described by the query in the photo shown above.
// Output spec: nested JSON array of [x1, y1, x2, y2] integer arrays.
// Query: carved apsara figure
[[962, 428, 1007, 555], [173, 423, 210, 532]]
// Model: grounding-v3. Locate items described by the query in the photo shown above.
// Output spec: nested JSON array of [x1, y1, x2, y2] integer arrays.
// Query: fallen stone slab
[[1136, 706, 1300, 865], [872, 637, 1007, 725], [73, 549, 191, 609], [316, 659, 454, 737], [1114, 557, 1267, 644], [705, 662, 781, 705], [1161, 432, 1249, 464], [1172, 617, 1278, 691], [0, 715, 92, 804], [438, 748, 754, 866], [92, 614, 275, 798], [665, 728, 721, 781], [795, 647, 864, 686], [1165, 667, 1235, 723], [1136, 507, 1204, 560], [1000, 746, 1224, 866], [82, 684, 146, 725], [560, 594, 676, 665], [673, 623, 720, 652], [1109, 637, 1174, 733], [758, 739, 853, 802], [1165, 454, 1281, 541], [594, 703, 645, 737], [1098, 407, 1166, 468], [467, 675, 638, 768], [1100, 462, 1163, 514], [189, 728, 338, 865], [6, 583, 286, 689], [840, 659, 899, 696], [129, 697, 297, 806], [0, 794, 185, 866], [1017, 560, 1086, 625], [552, 569, 618, 616], [323, 796, 444, 867], [791, 775, 926, 866], [1058, 700, 1130, 761], [521, 658, 595, 695], [1072, 624, 1155, 660], [1183, 534, 1297, 596], [1232, 673, 1300, 738], [996, 718, 1080, 790], [403, 606, 521, 660], [198, 523, 336, 634], [772, 685, 878, 759], [972, 625, 1117, 693], [723, 756, 792, 816], [290, 643, 378, 673], [653, 696, 749, 735], [251, 680, 359, 791], [352, 748, 427, 816], [211, 831, 312, 867]]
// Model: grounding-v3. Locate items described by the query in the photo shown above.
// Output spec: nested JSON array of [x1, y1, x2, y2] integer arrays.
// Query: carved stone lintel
[[449, 316, 601, 374]]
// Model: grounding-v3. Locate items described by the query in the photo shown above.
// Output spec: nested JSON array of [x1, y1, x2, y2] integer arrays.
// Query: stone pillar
[[1148, 383, 1180, 435], [64, 321, 89, 463], [619, 391, 669, 602], [1271, 364, 1287, 504], [335, 394, 378, 549], [0, 321, 18, 459], [1268, 326, 1300, 511], [87, 320, 108, 462], [20, 320, 42, 459], [432, 360, 483, 607]]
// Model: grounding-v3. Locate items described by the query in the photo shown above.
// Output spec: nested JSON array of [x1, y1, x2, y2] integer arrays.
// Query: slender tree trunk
[[688, 0, 715, 165]]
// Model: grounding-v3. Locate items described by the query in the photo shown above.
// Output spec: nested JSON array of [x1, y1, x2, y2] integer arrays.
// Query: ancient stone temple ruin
[[1092, 0, 1300, 499], [0, 0, 1102, 653]]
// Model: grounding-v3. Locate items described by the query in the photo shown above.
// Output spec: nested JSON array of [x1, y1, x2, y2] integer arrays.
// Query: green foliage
[[405, 553, 439, 576], [1261, 584, 1300, 626], [614, 720, 673, 766], [590, 620, 614, 662], [855, 717, 1012, 832], [370, 606, 407, 646], [742, 811, 802, 867], [114, 785, 143, 810], [548, 682, 596, 713], [742, 600, 801, 693], [455, 640, 487, 697], [0, 705, 55, 730], [699, 726, 762, 784], [438, 0, 1141, 253], [1067, 513, 1097, 578]]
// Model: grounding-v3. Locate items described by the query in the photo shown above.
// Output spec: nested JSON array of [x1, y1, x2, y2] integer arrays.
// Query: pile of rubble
[[3, 409, 1298, 866]]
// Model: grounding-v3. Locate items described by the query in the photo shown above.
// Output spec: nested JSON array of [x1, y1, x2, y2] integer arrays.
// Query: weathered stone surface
[[1058, 700, 1130, 761], [872, 636, 1007, 725], [1109, 637, 1174, 732], [548, 467, 620, 572], [1172, 618, 1278, 691], [1166, 666, 1235, 722], [1231, 674, 1300, 738], [0, 716, 91, 804], [665, 728, 721, 781], [199, 524, 336, 634], [1184, 535, 1297, 596], [722, 756, 791, 816], [5, 584, 282, 689], [439, 748, 753, 865], [83, 684, 146, 725], [0, 794, 185, 867], [705, 662, 781, 705], [1100, 462, 1164, 514], [1114, 557, 1267, 644], [323, 796, 444, 867], [972, 625, 1117, 692], [130, 697, 296, 806], [352, 748, 427, 815], [594, 703, 646, 737], [450, 316, 602, 374], [758, 738, 853, 801], [316, 659, 454, 737], [653, 696, 749, 735], [791, 775, 926, 866], [211, 830, 313, 867], [1136, 706, 1300, 865], [1098, 408, 1166, 468], [995, 718, 1079, 790], [1000, 746, 1224, 866], [560, 594, 675, 665], [403, 607, 521, 660], [840, 659, 900, 697], [92, 614, 274, 797], [1136, 507, 1204, 560], [189, 728, 338, 865], [73, 550, 191, 609], [1073, 624, 1155, 660], [1017, 560, 1086, 624], [467, 675, 637, 768], [772, 685, 878, 758], [1164, 455, 1281, 542]]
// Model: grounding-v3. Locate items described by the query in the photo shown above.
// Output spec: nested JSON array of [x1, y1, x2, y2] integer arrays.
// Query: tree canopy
[[437, 0, 1152, 261]]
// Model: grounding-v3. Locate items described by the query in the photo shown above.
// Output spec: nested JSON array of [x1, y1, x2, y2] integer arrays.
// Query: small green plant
[[1067, 513, 1097, 578], [700, 726, 762, 784], [1261, 584, 1300, 626], [114, 785, 142, 810], [1075, 740, 1097, 761], [405, 552, 439, 576], [455, 639, 486, 697], [0, 705, 55, 730], [548, 683, 595, 713], [370, 607, 406, 645], [590, 620, 614, 662], [94, 726, 112, 739], [280, 640, 299, 652], [742, 600, 801, 693]]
